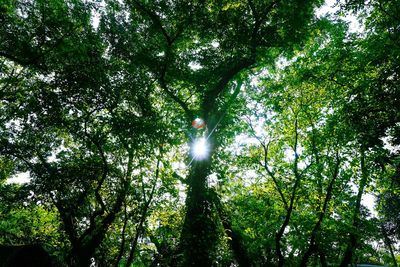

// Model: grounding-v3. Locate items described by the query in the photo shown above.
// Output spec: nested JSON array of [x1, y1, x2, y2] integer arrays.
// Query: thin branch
[[252, 0, 280, 47], [293, 118, 299, 177], [114, 201, 128, 267], [275, 116, 303, 267], [246, 118, 289, 209], [247, 0, 258, 21], [127, 1, 195, 120], [85, 133, 108, 215], [126, 155, 161, 266], [377, 1, 400, 25], [300, 152, 340, 266], [217, 78, 244, 118], [258, 0, 280, 24]]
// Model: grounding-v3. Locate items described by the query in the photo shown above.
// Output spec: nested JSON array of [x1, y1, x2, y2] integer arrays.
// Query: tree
[[105, 0, 324, 264], [0, 0, 166, 265], [1, 0, 400, 266]]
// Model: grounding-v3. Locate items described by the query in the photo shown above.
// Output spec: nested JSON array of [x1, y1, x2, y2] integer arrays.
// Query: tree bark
[[211, 190, 252, 267], [179, 57, 252, 265], [275, 118, 300, 267], [381, 225, 398, 267], [300, 155, 340, 267], [319, 249, 328, 267], [114, 203, 128, 267], [181, 142, 215, 266], [339, 148, 368, 267], [126, 158, 160, 266]]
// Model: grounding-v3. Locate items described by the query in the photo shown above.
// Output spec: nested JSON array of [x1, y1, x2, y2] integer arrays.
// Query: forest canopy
[[0, 0, 399, 266]]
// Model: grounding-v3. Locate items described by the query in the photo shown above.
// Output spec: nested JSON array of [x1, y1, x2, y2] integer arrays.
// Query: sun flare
[[192, 137, 209, 160]]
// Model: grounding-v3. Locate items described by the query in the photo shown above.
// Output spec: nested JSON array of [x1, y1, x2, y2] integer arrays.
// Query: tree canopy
[[0, 0, 399, 266]]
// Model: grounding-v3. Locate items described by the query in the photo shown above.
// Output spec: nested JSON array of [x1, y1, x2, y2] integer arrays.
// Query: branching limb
[[202, 58, 255, 117], [246, 117, 289, 209], [126, 153, 162, 266], [129, 0, 172, 45], [159, 78, 193, 120], [300, 152, 340, 267]]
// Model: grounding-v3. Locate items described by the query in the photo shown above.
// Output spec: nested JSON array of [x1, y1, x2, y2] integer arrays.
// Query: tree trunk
[[126, 159, 160, 266], [300, 156, 340, 267], [319, 249, 328, 267], [125, 204, 151, 267], [381, 225, 398, 267], [74, 247, 94, 267], [181, 153, 215, 266], [211, 190, 252, 267], [176, 58, 251, 266], [275, 119, 301, 267], [180, 115, 223, 266], [114, 203, 128, 267], [64, 185, 126, 266], [275, 173, 301, 267], [339, 149, 367, 267]]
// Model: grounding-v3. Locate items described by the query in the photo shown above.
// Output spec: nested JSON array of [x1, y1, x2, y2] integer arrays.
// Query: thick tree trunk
[[175, 56, 251, 266], [181, 154, 215, 266], [339, 149, 367, 267]]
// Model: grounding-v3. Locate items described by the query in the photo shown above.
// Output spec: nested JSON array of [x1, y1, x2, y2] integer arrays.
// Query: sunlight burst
[[192, 137, 209, 160]]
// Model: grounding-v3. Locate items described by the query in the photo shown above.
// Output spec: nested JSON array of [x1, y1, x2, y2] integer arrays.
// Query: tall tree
[[2, 0, 399, 266], [105, 0, 323, 264]]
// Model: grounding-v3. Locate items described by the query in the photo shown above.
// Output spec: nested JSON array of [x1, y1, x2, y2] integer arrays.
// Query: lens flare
[[192, 137, 209, 160], [192, 118, 206, 129]]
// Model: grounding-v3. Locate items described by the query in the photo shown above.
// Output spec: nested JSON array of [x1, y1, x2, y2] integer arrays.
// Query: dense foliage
[[0, 0, 399, 266]]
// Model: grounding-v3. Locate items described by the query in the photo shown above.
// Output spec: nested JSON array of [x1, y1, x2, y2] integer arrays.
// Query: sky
[[316, 0, 364, 33]]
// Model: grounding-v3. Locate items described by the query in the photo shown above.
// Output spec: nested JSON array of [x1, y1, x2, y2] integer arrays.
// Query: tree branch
[[202, 57, 255, 117], [159, 77, 193, 120], [300, 152, 340, 267], [130, 0, 172, 45], [0, 51, 47, 72], [246, 118, 288, 209], [126, 155, 161, 266]]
